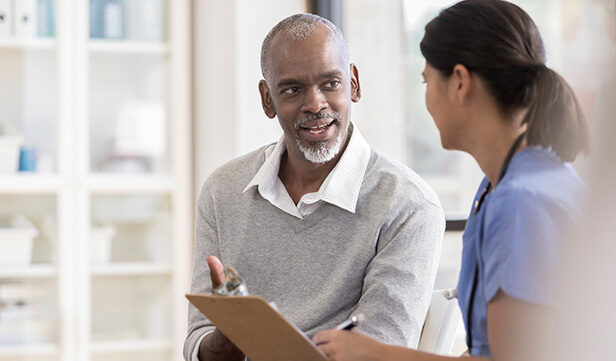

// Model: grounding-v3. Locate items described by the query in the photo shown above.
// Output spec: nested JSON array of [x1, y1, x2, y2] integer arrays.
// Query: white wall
[[343, 0, 407, 164], [193, 0, 307, 194]]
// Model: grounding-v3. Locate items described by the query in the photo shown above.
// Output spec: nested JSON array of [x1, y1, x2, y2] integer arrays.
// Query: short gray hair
[[260, 13, 350, 83]]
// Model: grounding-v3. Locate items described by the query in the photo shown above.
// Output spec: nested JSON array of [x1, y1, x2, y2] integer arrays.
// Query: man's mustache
[[294, 112, 340, 129]]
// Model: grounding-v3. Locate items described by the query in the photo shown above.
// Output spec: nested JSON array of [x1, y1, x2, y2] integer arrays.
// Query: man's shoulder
[[363, 148, 441, 209], [200, 143, 273, 196]]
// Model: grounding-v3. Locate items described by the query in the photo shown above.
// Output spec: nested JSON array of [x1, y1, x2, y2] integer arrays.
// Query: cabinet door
[[0, 195, 59, 361], [88, 0, 169, 175], [86, 1, 175, 360], [0, 1, 59, 359], [89, 194, 173, 361]]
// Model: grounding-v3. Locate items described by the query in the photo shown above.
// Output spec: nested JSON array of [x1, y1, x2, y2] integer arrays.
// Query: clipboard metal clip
[[212, 266, 249, 296]]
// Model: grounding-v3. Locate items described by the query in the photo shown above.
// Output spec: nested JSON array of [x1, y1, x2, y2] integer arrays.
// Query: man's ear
[[451, 64, 472, 106], [259, 80, 277, 118], [350, 63, 361, 103]]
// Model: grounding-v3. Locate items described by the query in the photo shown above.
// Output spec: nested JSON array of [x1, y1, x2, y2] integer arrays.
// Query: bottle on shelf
[[0, 122, 24, 174], [37, 0, 55, 37], [90, 0, 125, 40], [18, 145, 37, 172], [103, 0, 124, 39]]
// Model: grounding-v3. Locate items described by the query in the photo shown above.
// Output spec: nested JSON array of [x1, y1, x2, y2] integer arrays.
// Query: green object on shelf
[[37, 0, 55, 37]]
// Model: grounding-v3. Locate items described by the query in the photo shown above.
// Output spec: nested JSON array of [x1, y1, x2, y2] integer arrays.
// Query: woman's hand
[[313, 329, 386, 361]]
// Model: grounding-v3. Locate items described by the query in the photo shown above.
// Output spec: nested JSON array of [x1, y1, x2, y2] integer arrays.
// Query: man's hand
[[197, 256, 245, 361], [200, 328, 245, 359], [207, 256, 226, 289], [313, 329, 386, 361]]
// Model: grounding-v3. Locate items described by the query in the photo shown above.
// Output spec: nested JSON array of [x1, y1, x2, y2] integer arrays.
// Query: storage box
[[0, 284, 54, 345], [90, 226, 117, 264], [0, 318, 54, 345], [0, 227, 38, 266], [0, 135, 24, 173]]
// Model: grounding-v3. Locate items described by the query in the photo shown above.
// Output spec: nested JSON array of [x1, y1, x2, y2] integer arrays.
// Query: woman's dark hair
[[420, 0, 589, 162]]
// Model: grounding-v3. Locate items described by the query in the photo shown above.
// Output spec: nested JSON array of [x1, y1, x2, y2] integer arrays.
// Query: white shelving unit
[[89, 39, 170, 55], [0, 38, 56, 50], [0, 174, 63, 194], [91, 339, 172, 353], [0, 1, 192, 361], [86, 174, 173, 194], [90, 263, 172, 277], [0, 343, 57, 358], [0, 265, 57, 279]]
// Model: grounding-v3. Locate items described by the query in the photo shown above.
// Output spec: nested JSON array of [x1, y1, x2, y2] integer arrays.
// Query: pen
[[315, 314, 364, 346], [335, 314, 364, 331]]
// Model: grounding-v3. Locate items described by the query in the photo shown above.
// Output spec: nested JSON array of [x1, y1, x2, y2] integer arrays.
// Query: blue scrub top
[[457, 147, 586, 357]]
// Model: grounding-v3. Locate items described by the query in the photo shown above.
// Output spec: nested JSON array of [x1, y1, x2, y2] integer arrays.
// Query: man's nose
[[301, 87, 328, 114]]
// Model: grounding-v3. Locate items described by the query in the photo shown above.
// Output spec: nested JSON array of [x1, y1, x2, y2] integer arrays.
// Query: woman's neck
[[468, 112, 527, 186]]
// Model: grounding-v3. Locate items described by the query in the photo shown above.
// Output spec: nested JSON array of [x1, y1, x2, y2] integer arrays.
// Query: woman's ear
[[259, 80, 277, 118], [451, 64, 472, 106]]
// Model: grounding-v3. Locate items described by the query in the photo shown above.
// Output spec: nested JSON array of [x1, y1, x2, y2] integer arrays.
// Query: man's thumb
[[207, 256, 226, 288]]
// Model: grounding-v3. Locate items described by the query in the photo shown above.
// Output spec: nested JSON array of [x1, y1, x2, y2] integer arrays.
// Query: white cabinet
[[0, 1, 192, 360]]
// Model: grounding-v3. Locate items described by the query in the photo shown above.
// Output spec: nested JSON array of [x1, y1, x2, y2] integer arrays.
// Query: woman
[[313, 1, 589, 360]]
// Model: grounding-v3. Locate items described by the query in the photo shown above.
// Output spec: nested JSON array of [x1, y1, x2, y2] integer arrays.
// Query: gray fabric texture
[[183, 145, 445, 360]]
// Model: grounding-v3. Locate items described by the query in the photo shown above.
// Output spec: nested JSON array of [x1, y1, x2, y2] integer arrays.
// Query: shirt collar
[[243, 123, 371, 214]]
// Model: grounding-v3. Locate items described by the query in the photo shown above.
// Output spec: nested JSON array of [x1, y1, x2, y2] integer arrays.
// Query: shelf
[[0, 265, 57, 278], [0, 38, 56, 50], [87, 174, 173, 194], [91, 338, 171, 353], [0, 174, 62, 194], [89, 40, 169, 55], [0, 343, 57, 357], [90, 263, 172, 277]]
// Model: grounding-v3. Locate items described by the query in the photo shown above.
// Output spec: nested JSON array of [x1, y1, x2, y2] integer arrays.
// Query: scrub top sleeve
[[482, 188, 561, 306]]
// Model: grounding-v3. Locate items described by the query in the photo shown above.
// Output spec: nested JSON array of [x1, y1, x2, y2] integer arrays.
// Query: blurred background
[[0, 0, 613, 360]]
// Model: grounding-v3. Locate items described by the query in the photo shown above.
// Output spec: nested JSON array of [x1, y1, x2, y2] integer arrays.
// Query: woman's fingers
[[313, 329, 335, 345]]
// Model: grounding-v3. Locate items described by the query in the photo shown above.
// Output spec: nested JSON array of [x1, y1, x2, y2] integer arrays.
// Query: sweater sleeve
[[183, 185, 220, 361], [353, 201, 445, 347]]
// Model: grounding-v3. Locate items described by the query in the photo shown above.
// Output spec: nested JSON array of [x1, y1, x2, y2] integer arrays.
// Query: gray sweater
[[184, 145, 445, 360]]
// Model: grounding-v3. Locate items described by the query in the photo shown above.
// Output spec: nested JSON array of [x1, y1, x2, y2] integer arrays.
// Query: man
[[184, 13, 444, 361]]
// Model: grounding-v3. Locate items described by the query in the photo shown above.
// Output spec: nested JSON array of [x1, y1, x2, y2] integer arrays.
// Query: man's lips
[[298, 119, 336, 134], [298, 119, 337, 141]]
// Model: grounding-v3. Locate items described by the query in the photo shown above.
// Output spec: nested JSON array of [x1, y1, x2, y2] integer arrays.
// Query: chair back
[[418, 289, 462, 355]]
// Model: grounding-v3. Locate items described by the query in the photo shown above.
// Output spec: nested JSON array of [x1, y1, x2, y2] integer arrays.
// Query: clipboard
[[186, 294, 329, 361]]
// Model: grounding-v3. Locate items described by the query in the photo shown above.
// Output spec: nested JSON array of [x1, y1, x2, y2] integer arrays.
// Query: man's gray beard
[[295, 129, 344, 164]]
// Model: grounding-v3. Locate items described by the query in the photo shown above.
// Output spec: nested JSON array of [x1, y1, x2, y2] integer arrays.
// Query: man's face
[[259, 24, 361, 164]]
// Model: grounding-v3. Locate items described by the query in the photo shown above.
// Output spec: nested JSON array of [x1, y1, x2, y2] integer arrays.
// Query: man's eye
[[325, 80, 340, 88], [282, 87, 299, 95]]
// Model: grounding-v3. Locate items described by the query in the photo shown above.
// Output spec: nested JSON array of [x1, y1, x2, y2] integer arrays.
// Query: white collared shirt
[[243, 124, 371, 219]]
